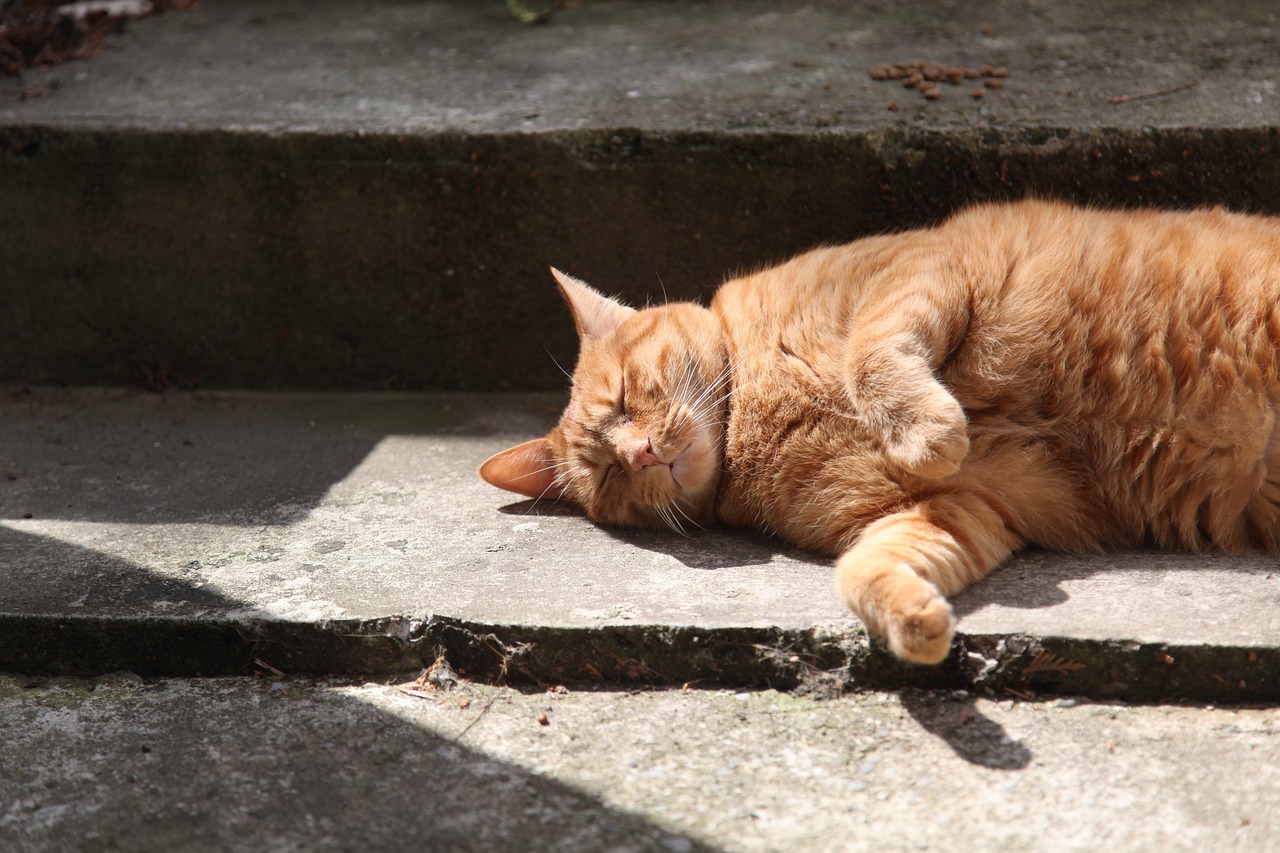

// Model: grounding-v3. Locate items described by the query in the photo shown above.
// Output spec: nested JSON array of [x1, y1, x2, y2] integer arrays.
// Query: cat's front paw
[[883, 394, 969, 479], [886, 590, 956, 665]]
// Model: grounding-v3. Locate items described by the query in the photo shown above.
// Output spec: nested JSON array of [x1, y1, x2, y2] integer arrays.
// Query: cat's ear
[[478, 437, 565, 500], [550, 267, 636, 340]]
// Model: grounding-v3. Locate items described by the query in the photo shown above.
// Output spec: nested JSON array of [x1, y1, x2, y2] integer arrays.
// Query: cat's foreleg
[[835, 494, 1020, 664], [843, 285, 971, 478]]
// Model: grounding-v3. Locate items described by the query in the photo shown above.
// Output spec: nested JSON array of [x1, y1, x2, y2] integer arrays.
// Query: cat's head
[[480, 268, 729, 531]]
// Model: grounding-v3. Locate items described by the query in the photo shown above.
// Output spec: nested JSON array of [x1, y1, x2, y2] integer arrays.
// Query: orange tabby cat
[[480, 199, 1280, 664]]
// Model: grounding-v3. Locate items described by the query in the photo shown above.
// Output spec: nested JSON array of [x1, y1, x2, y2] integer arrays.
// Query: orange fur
[[481, 201, 1280, 664]]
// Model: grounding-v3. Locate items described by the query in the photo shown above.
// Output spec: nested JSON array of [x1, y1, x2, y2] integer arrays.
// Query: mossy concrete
[[4, 674, 1280, 852]]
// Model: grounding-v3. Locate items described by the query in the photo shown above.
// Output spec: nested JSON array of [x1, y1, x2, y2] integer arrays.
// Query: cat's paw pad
[[886, 592, 956, 665], [885, 399, 969, 479]]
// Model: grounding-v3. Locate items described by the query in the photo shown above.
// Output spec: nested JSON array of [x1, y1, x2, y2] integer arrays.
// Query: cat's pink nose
[[623, 439, 663, 472]]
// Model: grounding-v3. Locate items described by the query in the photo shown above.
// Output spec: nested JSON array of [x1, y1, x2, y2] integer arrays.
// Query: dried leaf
[[1022, 649, 1086, 677]]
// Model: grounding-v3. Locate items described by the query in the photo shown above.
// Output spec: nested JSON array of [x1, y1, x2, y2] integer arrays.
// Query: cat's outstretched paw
[[883, 393, 969, 479], [885, 590, 956, 665]]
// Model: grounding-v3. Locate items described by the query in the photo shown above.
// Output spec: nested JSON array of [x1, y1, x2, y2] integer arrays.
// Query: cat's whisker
[[671, 500, 705, 532], [544, 348, 574, 384], [656, 502, 692, 537], [682, 361, 732, 418]]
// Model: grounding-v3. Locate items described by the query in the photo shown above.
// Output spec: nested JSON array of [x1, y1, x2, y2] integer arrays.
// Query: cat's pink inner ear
[[550, 267, 636, 340], [478, 438, 564, 500]]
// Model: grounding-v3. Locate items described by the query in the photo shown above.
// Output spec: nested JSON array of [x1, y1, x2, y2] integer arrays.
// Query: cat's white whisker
[[544, 348, 575, 384]]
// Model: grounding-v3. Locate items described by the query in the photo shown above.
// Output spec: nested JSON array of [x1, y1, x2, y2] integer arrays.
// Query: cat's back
[[956, 202, 1280, 551], [713, 200, 1280, 553]]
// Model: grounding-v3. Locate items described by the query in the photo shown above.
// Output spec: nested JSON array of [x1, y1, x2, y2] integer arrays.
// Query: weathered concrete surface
[[2, 388, 1278, 701], [3, 674, 1279, 853], [2, 1, 1280, 390]]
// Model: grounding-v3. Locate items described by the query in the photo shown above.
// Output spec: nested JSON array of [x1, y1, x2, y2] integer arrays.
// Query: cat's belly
[[1086, 402, 1280, 552], [716, 390, 1280, 557]]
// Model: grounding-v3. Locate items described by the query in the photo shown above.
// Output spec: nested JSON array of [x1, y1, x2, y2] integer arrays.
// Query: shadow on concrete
[[498, 497, 795, 570], [0, 389, 413, 527], [898, 691, 1033, 771], [0, 525, 242, 618], [0, 677, 719, 853], [951, 547, 1277, 619], [601, 526, 795, 572]]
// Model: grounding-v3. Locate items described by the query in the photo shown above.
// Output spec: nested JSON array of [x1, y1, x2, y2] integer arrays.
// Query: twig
[[455, 692, 499, 740], [1109, 73, 1207, 105], [253, 657, 285, 678]]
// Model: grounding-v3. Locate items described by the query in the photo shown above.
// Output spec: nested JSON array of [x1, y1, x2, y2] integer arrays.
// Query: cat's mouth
[[666, 439, 702, 491]]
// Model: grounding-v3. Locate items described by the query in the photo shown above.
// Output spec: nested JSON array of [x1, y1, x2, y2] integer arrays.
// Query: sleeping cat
[[480, 199, 1280, 664]]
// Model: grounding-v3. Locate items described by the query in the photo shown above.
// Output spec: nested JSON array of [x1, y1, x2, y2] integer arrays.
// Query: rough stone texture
[[2, 389, 1277, 701], [1, 0, 1279, 390], [3, 674, 1279, 853]]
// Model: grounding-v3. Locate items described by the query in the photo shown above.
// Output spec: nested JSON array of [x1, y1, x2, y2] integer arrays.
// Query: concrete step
[[3, 388, 1277, 702], [6, 674, 1280, 852], [2, 0, 1280, 390]]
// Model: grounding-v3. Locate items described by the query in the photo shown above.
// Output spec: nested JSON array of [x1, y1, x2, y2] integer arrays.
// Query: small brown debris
[[981, 24, 993, 35], [1248, 651, 1259, 663], [1156, 652, 1175, 665], [19, 83, 57, 99], [536, 711, 549, 726], [867, 59, 1010, 103], [887, 100, 899, 111], [1, 0, 197, 84], [972, 89, 986, 99]]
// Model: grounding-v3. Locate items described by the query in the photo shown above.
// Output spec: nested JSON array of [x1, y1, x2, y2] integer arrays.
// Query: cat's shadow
[[897, 691, 1033, 771], [498, 503, 1273, 619], [950, 547, 1277, 619], [498, 500, 793, 570]]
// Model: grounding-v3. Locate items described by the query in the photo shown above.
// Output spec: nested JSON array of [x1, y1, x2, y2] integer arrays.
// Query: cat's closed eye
[[618, 376, 630, 422]]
